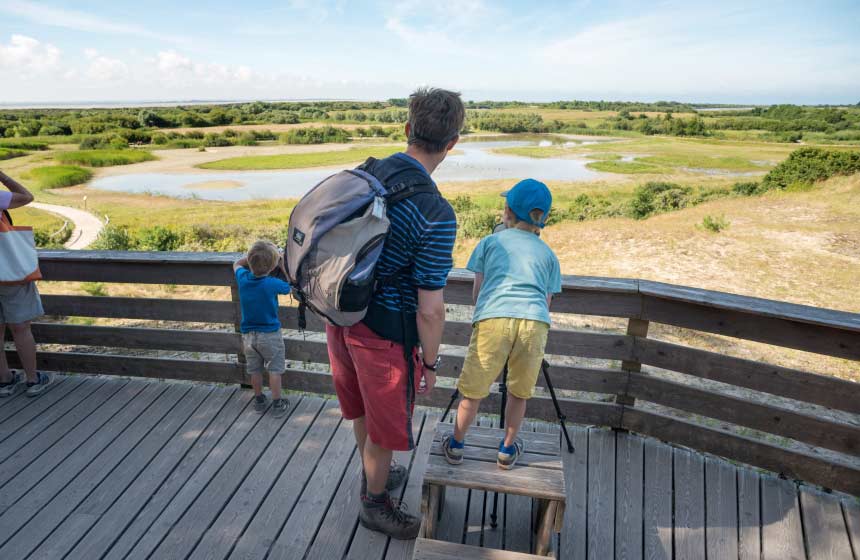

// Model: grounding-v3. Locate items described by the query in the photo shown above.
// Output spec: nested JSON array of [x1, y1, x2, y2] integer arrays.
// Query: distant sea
[[0, 98, 349, 110]]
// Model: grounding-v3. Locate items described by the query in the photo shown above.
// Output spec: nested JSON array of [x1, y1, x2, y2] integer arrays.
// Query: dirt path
[[30, 202, 104, 249]]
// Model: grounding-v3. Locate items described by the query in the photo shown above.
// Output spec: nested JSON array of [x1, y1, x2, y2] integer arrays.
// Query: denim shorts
[[0, 282, 44, 324], [242, 330, 286, 376]]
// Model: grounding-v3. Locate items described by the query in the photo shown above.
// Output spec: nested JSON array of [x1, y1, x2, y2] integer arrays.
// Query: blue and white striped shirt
[[363, 153, 456, 344]]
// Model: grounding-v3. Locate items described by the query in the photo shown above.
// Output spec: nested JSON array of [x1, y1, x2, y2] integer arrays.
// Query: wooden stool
[[420, 424, 566, 556]]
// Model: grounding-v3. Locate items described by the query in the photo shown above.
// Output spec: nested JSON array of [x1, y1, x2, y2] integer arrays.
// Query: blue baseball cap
[[501, 179, 552, 228]]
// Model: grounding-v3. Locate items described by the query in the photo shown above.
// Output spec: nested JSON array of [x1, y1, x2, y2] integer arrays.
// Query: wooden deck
[[0, 375, 857, 560]]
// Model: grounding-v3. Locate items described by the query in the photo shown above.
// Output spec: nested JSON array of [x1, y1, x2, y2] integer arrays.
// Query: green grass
[[0, 148, 28, 160], [28, 165, 93, 189], [586, 160, 667, 174], [56, 149, 156, 167], [198, 145, 399, 170], [493, 145, 571, 158], [636, 154, 765, 172]]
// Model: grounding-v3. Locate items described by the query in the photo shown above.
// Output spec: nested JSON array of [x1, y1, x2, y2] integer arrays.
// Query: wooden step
[[412, 538, 549, 559]]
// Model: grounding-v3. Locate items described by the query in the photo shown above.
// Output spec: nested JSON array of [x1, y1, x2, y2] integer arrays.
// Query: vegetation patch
[[28, 165, 93, 189], [281, 126, 351, 144], [56, 149, 156, 167], [587, 160, 665, 174], [759, 147, 860, 191], [198, 145, 398, 170], [699, 215, 730, 233], [0, 140, 48, 150], [0, 148, 27, 161]]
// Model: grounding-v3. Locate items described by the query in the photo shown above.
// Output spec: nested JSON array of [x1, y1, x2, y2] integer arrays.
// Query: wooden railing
[[7, 250, 860, 496]]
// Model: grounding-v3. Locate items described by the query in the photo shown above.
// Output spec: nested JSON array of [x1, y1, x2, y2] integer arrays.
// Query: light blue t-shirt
[[467, 228, 562, 326]]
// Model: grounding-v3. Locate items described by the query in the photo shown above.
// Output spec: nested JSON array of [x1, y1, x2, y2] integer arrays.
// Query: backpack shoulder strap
[[385, 183, 438, 206]]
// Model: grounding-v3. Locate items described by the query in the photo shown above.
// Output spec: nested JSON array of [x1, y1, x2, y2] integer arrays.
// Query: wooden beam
[[622, 408, 860, 496], [41, 295, 235, 324], [27, 323, 241, 354], [637, 337, 860, 415]]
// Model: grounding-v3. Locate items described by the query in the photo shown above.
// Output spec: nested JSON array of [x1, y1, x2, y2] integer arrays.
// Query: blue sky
[[0, 0, 858, 104]]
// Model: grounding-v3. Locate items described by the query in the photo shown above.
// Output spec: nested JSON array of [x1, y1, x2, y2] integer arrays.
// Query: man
[[325, 88, 464, 539], [0, 170, 53, 398]]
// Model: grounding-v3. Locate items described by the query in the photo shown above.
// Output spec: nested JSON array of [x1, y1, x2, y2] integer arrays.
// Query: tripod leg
[[542, 360, 575, 453], [491, 363, 508, 529], [440, 388, 459, 424]]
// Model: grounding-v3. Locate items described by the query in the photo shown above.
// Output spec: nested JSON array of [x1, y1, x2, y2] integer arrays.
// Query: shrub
[[136, 226, 182, 251], [629, 182, 693, 219], [449, 195, 477, 213], [29, 165, 93, 189], [0, 140, 48, 150], [81, 282, 108, 296], [700, 215, 730, 233], [281, 126, 351, 145], [732, 182, 761, 196], [203, 133, 233, 147], [237, 132, 258, 146], [91, 225, 134, 250], [56, 149, 156, 167], [459, 210, 498, 238], [760, 147, 860, 192]]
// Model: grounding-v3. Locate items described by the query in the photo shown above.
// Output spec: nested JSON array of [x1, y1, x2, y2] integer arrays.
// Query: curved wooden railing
[[8, 250, 860, 496]]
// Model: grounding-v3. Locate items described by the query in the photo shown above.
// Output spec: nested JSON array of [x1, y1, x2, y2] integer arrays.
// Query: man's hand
[[418, 364, 436, 394]]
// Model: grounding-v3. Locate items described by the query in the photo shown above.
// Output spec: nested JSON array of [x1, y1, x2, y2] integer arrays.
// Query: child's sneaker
[[0, 371, 23, 398], [359, 494, 421, 540], [271, 398, 290, 418], [253, 393, 269, 413], [441, 434, 464, 465], [497, 438, 524, 470], [25, 372, 54, 397]]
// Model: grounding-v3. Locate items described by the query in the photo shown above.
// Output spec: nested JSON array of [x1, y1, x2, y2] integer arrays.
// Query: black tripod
[[440, 359, 575, 528]]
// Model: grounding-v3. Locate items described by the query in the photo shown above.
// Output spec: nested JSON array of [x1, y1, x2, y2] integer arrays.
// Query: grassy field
[[197, 145, 399, 170], [27, 165, 93, 189], [56, 149, 156, 167]]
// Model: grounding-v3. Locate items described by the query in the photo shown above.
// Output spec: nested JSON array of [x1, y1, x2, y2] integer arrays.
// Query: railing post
[[617, 318, 649, 407], [230, 282, 248, 385]]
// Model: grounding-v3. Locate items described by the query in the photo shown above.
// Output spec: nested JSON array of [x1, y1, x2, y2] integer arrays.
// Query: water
[[89, 139, 606, 202]]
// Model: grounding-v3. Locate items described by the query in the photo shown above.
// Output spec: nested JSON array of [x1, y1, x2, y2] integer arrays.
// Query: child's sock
[[449, 436, 465, 449]]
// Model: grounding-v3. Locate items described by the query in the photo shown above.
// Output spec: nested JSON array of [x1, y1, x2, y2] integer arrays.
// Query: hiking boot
[[0, 371, 23, 398], [359, 495, 421, 540], [253, 394, 269, 413], [441, 434, 464, 465], [25, 372, 54, 397], [497, 437, 524, 470], [360, 461, 408, 498], [271, 398, 290, 418]]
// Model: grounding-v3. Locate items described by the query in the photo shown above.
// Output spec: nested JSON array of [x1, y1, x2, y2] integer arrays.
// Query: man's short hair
[[247, 240, 279, 277], [407, 87, 466, 154]]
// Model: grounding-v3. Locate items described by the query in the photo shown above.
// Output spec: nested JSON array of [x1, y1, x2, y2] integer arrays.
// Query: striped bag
[[0, 209, 42, 284]]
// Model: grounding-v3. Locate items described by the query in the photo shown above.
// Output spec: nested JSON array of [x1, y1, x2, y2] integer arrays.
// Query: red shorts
[[326, 322, 421, 451]]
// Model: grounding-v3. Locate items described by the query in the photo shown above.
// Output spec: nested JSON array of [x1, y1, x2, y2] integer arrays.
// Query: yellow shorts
[[457, 318, 549, 400]]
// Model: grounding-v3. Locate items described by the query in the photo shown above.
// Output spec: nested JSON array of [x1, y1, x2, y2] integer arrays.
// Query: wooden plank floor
[[0, 375, 856, 560]]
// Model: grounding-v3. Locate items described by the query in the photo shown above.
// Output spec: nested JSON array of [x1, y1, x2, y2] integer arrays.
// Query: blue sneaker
[[0, 371, 23, 398], [442, 434, 464, 465], [497, 438, 524, 470], [25, 372, 54, 397]]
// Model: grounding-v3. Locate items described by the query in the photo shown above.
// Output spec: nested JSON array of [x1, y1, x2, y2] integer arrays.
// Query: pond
[[88, 138, 608, 201]]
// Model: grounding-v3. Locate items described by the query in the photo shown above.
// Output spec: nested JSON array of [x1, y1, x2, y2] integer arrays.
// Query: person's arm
[[417, 288, 445, 394], [472, 272, 484, 306], [0, 171, 34, 209], [233, 256, 248, 273]]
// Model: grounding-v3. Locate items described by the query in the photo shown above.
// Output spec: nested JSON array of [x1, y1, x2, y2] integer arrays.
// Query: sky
[[0, 0, 858, 105]]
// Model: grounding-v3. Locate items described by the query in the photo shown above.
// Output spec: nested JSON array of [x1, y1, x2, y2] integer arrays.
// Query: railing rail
[[7, 250, 859, 496]]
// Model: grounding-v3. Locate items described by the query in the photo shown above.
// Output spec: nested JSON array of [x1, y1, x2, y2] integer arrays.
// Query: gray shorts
[[0, 283, 44, 325], [243, 331, 286, 376]]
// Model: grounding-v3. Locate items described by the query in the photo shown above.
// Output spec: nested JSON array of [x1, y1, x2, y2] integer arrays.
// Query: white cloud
[[84, 50, 129, 82], [0, 34, 60, 72], [0, 0, 186, 44], [154, 50, 254, 85]]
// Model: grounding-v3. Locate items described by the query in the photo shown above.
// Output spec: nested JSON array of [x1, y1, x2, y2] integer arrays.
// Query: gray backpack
[[285, 159, 435, 328]]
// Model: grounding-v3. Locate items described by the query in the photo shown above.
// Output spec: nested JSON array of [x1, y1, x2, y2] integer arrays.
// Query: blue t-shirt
[[467, 228, 562, 326], [235, 268, 292, 333]]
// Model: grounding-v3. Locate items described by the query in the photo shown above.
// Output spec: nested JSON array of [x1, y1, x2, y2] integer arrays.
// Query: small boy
[[234, 240, 292, 417], [443, 179, 561, 469]]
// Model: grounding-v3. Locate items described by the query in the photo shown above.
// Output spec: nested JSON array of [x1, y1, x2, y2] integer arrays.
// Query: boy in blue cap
[[443, 179, 562, 469]]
